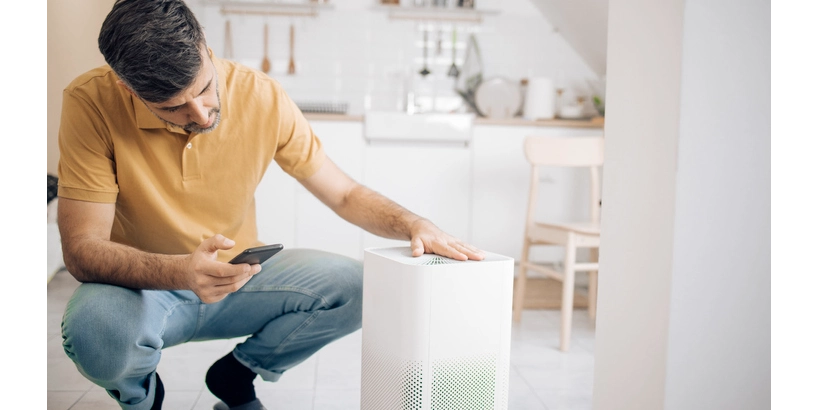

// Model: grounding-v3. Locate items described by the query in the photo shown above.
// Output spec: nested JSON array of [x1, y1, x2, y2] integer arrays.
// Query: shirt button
[[186, 143, 193, 149]]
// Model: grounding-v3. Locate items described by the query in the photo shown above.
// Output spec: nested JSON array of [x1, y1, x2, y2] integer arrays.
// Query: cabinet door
[[294, 121, 366, 260], [256, 160, 297, 249], [470, 126, 603, 262], [362, 142, 472, 252]]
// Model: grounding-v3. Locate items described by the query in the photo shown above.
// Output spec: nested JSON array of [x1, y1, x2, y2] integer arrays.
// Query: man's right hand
[[59, 199, 261, 300], [184, 234, 263, 304]]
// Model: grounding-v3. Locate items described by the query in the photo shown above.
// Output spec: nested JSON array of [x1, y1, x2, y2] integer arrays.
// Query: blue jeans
[[61, 249, 363, 410]]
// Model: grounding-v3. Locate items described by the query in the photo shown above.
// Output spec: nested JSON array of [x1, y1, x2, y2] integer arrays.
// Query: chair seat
[[528, 221, 600, 248], [534, 221, 600, 235]]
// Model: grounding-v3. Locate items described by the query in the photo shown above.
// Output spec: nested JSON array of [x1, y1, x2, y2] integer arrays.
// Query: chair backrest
[[523, 136, 605, 223]]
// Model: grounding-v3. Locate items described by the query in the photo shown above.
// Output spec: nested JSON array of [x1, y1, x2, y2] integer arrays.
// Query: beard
[[182, 107, 221, 134], [144, 83, 223, 134]]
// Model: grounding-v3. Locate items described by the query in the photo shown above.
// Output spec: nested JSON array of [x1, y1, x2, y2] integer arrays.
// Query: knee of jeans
[[332, 257, 363, 331], [62, 286, 161, 382]]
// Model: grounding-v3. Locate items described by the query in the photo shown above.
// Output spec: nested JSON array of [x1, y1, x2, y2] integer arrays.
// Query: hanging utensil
[[261, 23, 271, 74], [419, 29, 431, 77], [224, 19, 234, 60], [288, 24, 296, 75], [447, 28, 460, 78], [435, 28, 443, 56]]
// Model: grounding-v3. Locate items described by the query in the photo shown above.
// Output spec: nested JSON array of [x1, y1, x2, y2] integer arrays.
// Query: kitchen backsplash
[[191, 0, 599, 116]]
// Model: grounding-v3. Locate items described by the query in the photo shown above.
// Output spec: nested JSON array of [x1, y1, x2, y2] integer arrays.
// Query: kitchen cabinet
[[255, 156, 297, 249], [255, 120, 365, 258], [470, 125, 604, 261], [294, 121, 366, 260], [361, 141, 472, 251]]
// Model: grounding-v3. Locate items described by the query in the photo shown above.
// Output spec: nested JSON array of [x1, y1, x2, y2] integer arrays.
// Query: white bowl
[[558, 105, 585, 119]]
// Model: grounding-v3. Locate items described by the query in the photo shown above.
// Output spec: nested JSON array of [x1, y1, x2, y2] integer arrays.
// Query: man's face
[[140, 49, 222, 134]]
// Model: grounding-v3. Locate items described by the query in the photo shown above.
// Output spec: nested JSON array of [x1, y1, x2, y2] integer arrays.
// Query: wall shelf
[[208, 1, 334, 18], [371, 5, 499, 23]]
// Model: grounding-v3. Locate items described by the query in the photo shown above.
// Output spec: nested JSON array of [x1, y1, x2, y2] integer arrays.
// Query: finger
[[456, 242, 486, 260], [410, 236, 425, 257], [214, 274, 253, 293], [439, 243, 468, 261], [200, 234, 236, 253]]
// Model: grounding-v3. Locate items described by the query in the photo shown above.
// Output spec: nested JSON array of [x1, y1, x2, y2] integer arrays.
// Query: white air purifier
[[360, 247, 514, 410]]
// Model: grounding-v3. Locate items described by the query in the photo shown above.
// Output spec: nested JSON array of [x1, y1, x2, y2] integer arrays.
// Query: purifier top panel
[[364, 247, 513, 265]]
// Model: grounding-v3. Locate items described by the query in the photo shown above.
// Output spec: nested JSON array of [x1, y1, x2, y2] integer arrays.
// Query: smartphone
[[228, 244, 284, 265]]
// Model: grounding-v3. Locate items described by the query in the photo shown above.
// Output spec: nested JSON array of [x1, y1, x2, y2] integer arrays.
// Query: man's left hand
[[409, 218, 486, 261]]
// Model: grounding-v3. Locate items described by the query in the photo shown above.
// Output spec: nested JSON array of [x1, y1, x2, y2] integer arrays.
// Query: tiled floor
[[47, 270, 596, 410]]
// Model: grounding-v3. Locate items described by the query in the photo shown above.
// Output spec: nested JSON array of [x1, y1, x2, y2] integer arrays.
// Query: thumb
[[200, 234, 236, 254], [410, 237, 425, 257]]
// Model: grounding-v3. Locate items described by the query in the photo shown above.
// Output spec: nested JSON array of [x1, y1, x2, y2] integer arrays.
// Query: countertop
[[303, 113, 605, 129]]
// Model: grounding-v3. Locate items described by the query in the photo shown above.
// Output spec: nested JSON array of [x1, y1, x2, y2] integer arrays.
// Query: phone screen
[[228, 244, 284, 265]]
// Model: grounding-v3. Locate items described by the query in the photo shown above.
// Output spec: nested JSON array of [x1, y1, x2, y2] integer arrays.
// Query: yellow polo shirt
[[57, 55, 325, 262]]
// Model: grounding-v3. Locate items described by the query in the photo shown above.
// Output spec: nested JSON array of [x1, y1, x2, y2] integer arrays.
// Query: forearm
[[63, 236, 188, 290], [334, 184, 428, 240]]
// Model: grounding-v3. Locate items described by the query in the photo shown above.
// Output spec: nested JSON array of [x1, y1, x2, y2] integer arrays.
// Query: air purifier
[[360, 247, 514, 410]]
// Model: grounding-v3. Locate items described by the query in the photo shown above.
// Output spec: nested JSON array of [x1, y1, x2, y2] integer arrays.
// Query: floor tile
[[534, 388, 594, 410], [68, 387, 121, 410], [47, 391, 86, 410], [256, 390, 315, 410], [313, 388, 360, 410]]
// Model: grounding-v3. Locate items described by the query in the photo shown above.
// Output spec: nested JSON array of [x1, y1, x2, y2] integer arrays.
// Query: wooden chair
[[512, 136, 604, 352]]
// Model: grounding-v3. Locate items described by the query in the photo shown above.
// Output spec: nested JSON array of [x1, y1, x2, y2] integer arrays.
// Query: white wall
[[594, 0, 770, 409], [47, 0, 111, 175], [527, 0, 609, 76], [189, 0, 599, 115]]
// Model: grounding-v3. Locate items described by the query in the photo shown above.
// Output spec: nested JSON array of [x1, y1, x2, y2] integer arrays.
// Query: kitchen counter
[[475, 116, 604, 128], [303, 113, 365, 122], [304, 113, 605, 129]]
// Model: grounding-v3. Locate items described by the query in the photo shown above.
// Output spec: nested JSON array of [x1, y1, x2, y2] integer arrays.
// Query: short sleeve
[[57, 89, 119, 203], [270, 85, 326, 181]]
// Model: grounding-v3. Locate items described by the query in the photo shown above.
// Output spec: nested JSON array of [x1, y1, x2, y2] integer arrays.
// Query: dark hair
[[98, 0, 206, 103]]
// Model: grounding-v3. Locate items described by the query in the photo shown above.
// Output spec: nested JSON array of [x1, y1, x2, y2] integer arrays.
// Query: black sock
[[150, 373, 164, 410], [205, 352, 258, 407]]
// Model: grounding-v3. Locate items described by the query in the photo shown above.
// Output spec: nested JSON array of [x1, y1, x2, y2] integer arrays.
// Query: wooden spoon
[[224, 20, 234, 60], [288, 24, 296, 75], [261, 23, 271, 74]]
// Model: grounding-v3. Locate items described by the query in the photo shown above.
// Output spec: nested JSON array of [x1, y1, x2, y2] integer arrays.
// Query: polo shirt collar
[[133, 48, 229, 132]]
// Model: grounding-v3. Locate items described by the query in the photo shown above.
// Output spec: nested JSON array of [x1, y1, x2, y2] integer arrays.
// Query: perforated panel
[[361, 346, 425, 410], [431, 355, 497, 410]]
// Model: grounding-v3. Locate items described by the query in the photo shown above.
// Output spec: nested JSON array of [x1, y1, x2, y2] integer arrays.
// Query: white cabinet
[[294, 121, 366, 260], [361, 141, 473, 251], [470, 125, 604, 261], [256, 156, 297, 248], [256, 120, 365, 259]]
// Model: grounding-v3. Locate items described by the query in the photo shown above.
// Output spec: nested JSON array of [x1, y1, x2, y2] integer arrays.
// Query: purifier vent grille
[[361, 346, 424, 410], [431, 354, 497, 409], [422, 257, 454, 265], [407, 255, 458, 265]]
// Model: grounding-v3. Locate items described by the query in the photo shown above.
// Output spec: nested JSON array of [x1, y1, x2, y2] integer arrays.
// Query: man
[[57, 1, 485, 409]]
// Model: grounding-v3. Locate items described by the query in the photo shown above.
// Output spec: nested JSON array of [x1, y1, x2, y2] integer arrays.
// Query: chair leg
[[513, 237, 532, 323], [588, 248, 599, 324], [560, 234, 577, 352]]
